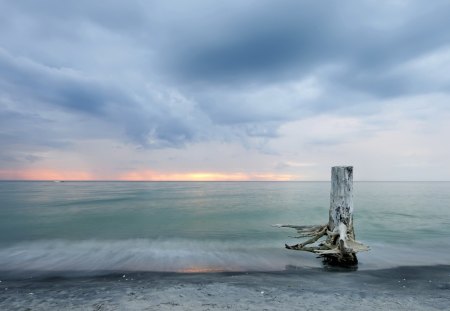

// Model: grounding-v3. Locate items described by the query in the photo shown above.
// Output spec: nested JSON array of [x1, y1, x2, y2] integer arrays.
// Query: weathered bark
[[275, 166, 368, 266]]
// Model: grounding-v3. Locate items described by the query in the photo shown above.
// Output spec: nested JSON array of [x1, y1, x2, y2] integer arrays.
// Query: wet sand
[[1, 265, 449, 310]]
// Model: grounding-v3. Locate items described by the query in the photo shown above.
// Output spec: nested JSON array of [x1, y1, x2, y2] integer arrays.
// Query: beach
[[1, 265, 449, 310]]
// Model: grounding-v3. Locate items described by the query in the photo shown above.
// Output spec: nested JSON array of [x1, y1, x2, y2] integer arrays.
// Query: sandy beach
[[1, 265, 449, 310]]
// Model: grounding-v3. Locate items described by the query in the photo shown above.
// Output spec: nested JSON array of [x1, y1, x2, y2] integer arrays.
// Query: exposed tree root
[[276, 223, 368, 265]]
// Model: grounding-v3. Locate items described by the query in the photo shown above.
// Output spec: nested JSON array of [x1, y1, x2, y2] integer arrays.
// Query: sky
[[0, 0, 449, 181]]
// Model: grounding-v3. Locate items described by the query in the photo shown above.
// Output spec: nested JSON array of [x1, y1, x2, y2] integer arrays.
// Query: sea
[[0, 181, 449, 278]]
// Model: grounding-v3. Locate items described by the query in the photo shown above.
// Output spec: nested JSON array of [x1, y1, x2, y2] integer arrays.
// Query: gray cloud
[[0, 49, 115, 115], [1, 0, 450, 173], [0, 48, 210, 149], [161, 1, 450, 88]]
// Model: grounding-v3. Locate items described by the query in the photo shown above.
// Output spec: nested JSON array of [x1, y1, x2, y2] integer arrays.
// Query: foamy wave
[[1, 239, 449, 278], [0, 239, 317, 275]]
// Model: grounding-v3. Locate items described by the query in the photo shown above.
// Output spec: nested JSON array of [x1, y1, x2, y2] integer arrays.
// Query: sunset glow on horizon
[[120, 171, 297, 181], [0, 169, 298, 182], [0, 169, 95, 181]]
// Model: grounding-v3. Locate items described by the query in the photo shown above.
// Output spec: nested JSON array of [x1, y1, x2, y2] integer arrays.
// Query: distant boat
[[53, 180, 64, 183]]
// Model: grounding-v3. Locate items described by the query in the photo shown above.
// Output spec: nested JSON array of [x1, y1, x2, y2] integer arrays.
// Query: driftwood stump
[[275, 166, 368, 266]]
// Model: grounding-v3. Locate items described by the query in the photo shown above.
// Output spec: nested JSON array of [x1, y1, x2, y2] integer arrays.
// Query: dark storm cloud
[[170, 5, 338, 83], [145, 0, 450, 128], [166, 1, 450, 94], [0, 49, 111, 115], [0, 48, 207, 149], [0, 0, 449, 159]]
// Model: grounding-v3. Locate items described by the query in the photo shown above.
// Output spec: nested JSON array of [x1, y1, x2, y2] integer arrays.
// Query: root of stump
[[275, 223, 369, 265]]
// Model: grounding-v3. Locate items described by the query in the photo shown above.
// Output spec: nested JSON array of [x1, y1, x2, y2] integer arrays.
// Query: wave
[[0, 239, 318, 277], [1, 239, 449, 278]]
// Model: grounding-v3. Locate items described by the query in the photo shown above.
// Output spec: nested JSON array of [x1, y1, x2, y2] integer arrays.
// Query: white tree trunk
[[276, 165, 368, 266], [326, 166, 356, 262]]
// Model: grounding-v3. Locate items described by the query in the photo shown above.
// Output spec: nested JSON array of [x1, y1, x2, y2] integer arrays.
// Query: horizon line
[[1, 180, 449, 182]]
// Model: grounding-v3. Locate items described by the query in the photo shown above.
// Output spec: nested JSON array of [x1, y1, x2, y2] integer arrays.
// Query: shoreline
[[1, 265, 449, 310]]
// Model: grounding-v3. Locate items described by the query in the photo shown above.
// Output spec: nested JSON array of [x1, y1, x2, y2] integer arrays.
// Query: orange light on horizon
[[0, 169, 94, 181], [119, 170, 297, 181], [0, 169, 298, 181]]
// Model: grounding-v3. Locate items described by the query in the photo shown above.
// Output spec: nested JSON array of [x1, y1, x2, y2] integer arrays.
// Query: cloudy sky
[[0, 0, 449, 181]]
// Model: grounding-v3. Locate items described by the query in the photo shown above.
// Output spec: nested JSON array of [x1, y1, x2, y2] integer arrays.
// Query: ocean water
[[0, 181, 449, 277]]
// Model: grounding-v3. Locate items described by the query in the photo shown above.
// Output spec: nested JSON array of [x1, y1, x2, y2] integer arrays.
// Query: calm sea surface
[[0, 181, 449, 276]]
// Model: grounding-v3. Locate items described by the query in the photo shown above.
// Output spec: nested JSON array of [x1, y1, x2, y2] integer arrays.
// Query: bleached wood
[[277, 166, 368, 266]]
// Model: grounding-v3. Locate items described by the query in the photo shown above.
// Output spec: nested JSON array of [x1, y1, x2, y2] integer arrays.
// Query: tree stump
[[274, 166, 368, 266]]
